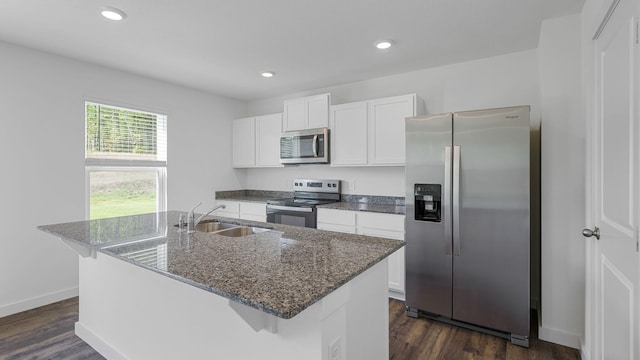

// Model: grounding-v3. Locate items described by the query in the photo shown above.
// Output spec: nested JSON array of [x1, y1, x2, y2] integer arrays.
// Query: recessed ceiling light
[[261, 71, 275, 78], [101, 7, 127, 21], [375, 40, 393, 50]]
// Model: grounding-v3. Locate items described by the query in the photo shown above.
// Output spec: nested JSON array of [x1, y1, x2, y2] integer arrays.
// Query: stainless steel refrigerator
[[405, 105, 530, 347]]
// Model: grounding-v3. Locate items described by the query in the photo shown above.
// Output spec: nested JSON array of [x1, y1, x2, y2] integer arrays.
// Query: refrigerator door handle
[[453, 145, 461, 256], [444, 146, 453, 255]]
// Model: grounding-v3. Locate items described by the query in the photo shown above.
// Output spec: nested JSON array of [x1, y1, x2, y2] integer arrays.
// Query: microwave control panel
[[293, 179, 341, 193]]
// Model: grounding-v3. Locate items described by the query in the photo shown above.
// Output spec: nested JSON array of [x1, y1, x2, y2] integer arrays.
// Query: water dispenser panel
[[414, 184, 441, 222]]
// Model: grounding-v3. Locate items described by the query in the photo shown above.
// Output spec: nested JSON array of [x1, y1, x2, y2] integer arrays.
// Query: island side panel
[[76, 253, 390, 360]]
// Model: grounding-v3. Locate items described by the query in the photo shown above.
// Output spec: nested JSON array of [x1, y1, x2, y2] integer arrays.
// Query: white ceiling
[[0, 0, 584, 101]]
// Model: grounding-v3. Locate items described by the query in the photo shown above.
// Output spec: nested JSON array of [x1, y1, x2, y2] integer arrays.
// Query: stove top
[[267, 197, 338, 207], [266, 179, 341, 208]]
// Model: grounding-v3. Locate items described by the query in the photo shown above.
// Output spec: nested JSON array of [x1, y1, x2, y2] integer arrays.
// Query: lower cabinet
[[317, 208, 406, 299], [214, 200, 266, 222]]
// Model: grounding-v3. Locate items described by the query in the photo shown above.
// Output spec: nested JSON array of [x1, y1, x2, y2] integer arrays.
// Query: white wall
[[537, 14, 585, 349], [245, 49, 541, 197], [0, 41, 245, 317]]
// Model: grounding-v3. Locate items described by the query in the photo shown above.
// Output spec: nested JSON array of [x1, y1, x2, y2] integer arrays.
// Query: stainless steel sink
[[215, 226, 271, 237], [195, 221, 237, 233], [175, 220, 270, 237]]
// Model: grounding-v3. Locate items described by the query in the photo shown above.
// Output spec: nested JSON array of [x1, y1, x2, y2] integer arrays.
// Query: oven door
[[266, 204, 317, 228]]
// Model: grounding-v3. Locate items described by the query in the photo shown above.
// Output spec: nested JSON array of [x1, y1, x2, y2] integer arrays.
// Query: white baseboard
[[538, 324, 581, 349], [0, 287, 78, 318], [580, 338, 590, 360], [388, 290, 405, 301], [76, 322, 128, 360]]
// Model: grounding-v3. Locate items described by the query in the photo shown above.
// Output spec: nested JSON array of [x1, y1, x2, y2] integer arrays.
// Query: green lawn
[[89, 172, 157, 220]]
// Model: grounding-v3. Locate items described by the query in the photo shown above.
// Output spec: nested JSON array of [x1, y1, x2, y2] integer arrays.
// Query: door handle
[[452, 145, 461, 256], [312, 135, 318, 157], [444, 146, 452, 255], [582, 226, 600, 240]]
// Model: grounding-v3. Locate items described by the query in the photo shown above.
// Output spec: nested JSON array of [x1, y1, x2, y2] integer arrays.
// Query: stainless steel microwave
[[279, 128, 329, 165]]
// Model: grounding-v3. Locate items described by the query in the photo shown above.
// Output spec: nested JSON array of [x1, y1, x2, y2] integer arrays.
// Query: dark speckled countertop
[[38, 211, 403, 319], [216, 190, 406, 215]]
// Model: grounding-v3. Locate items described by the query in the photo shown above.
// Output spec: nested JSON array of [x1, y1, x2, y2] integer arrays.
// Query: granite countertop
[[38, 211, 403, 319], [317, 201, 405, 215], [216, 190, 406, 215]]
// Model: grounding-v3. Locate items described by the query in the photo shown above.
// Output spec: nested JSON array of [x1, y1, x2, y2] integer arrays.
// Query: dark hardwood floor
[[0, 297, 103, 360], [0, 297, 580, 359], [389, 299, 580, 360]]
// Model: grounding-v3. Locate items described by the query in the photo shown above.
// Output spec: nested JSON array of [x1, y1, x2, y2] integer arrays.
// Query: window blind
[[85, 102, 167, 165]]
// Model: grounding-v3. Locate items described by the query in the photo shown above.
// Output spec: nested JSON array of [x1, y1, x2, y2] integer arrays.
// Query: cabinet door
[[307, 94, 330, 129], [283, 98, 307, 131], [368, 94, 416, 165], [215, 200, 240, 219], [232, 117, 256, 168], [330, 102, 367, 166], [357, 212, 405, 296], [255, 113, 283, 167], [357, 226, 405, 295]]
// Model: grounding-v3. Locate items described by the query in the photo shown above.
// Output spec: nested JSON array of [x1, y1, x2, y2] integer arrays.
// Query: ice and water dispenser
[[414, 184, 441, 222]]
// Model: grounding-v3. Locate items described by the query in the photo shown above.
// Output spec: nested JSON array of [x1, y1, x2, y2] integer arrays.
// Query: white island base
[[75, 254, 390, 360]]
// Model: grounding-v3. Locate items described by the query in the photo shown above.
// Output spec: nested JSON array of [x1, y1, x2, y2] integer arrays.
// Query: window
[[85, 102, 167, 220]]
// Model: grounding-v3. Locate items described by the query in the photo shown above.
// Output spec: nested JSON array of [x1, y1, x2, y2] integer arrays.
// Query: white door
[[586, 0, 639, 359]]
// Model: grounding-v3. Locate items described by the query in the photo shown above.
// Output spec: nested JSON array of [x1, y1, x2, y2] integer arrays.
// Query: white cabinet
[[239, 202, 267, 222], [232, 117, 256, 168], [214, 200, 266, 222], [283, 93, 330, 131], [255, 113, 283, 167], [329, 102, 368, 166], [317, 208, 357, 234], [356, 212, 405, 299], [316, 208, 406, 299], [368, 95, 416, 165], [329, 94, 417, 166], [232, 113, 283, 168], [214, 200, 241, 219]]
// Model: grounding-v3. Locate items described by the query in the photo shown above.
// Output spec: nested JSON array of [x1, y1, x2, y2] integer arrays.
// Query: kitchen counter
[[215, 189, 406, 215], [38, 211, 403, 319], [39, 211, 398, 359], [318, 201, 405, 215]]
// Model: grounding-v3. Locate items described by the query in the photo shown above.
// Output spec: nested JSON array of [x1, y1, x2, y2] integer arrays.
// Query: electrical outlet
[[328, 337, 342, 360]]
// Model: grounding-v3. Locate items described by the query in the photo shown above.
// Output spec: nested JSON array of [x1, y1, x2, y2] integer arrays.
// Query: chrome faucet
[[195, 204, 226, 225], [187, 202, 227, 233], [187, 202, 202, 233]]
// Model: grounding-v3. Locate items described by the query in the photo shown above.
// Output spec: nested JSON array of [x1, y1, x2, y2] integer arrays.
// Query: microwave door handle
[[312, 135, 318, 157]]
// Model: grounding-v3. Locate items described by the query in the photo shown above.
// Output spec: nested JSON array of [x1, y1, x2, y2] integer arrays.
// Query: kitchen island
[[38, 211, 404, 360]]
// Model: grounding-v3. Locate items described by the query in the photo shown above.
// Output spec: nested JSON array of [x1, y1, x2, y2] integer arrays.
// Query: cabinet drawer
[[241, 214, 266, 222], [240, 202, 266, 217], [358, 212, 404, 232], [216, 200, 240, 212], [357, 227, 404, 241], [317, 208, 357, 226], [317, 222, 356, 234]]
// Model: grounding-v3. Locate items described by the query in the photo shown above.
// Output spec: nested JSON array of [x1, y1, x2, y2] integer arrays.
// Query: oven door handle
[[266, 205, 314, 213]]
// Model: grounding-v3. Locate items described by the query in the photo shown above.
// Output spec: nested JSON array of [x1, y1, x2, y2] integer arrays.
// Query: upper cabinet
[[368, 94, 416, 165], [330, 94, 418, 166], [255, 113, 283, 167], [232, 116, 256, 168], [330, 101, 368, 166], [232, 113, 283, 168], [283, 93, 330, 131]]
